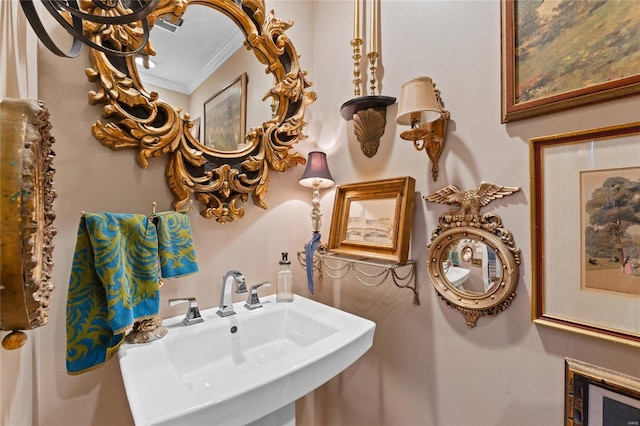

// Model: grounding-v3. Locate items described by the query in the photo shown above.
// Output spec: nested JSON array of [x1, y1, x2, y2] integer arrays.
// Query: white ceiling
[[137, 4, 244, 94]]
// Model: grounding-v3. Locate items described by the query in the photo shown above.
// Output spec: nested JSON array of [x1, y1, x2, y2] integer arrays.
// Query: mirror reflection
[[137, 5, 244, 95], [442, 239, 502, 294]]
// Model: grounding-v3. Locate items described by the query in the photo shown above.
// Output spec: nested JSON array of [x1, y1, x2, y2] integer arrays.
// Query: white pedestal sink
[[118, 295, 375, 425], [445, 266, 471, 289]]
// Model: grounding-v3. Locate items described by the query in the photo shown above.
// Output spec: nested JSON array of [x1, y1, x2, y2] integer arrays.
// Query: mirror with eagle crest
[[424, 182, 522, 327]]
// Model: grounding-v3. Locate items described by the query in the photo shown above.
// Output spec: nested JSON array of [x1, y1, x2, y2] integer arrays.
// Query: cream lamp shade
[[396, 76, 442, 126], [299, 151, 334, 188]]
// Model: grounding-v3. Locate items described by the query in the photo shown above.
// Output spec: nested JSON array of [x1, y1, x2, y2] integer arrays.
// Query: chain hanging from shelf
[[297, 251, 419, 305]]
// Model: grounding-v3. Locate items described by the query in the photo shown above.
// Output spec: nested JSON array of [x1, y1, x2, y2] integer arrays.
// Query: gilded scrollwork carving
[[1, 99, 57, 349], [425, 183, 521, 327], [85, 0, 315, 222]]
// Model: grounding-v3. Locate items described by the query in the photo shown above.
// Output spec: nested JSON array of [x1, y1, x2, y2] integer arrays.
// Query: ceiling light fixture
[[19, 0, 158, 58]]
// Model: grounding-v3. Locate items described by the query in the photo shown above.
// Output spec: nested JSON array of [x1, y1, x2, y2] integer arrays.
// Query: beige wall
[[2, 1, 640, 425]]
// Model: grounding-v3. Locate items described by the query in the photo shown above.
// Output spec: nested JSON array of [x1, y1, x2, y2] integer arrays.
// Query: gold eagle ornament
[[424, 182, 520, 217]]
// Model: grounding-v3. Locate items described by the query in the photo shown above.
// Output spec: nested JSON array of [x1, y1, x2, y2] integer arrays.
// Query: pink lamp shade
[[299, 151, 334, 188]]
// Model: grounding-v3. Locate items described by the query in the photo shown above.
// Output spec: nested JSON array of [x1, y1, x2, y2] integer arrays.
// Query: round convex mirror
[[427, 224, 521, 328], [424, 183, 521, 328], [440, 238, 503, 295]]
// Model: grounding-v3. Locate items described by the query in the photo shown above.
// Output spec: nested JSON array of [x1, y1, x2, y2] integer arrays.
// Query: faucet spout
[[217, 270, 247, 317]]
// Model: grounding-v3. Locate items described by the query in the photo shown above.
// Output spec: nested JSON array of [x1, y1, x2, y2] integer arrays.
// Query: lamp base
[[400, 113, 450, 182]]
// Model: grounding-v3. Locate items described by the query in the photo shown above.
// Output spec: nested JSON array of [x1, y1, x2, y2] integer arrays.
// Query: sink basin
[[445, 266, 470, 289], [118, 295, 375, 425]]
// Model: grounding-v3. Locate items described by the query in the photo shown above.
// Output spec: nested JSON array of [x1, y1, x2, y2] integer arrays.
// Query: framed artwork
[[328, 177, 415, 264], [500, 1, 640, 122], [189, 117, 201, 140], [203, 73, 247, 151], [565, 358, 640, 426], [531, 122, 640, 347]]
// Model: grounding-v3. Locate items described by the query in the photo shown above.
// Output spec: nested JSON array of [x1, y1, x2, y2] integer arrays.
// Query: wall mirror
[[85, 0, 316, 222], [424, 183, 522, 327]]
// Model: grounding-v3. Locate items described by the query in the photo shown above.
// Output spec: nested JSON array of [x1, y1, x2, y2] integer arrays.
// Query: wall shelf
[[297, 251, 419, 305]]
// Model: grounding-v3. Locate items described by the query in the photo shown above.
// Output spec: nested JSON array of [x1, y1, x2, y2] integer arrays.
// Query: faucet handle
[[244, 282, 272, 310], [168, 297, 204, 326], [235, 274, 247, 294]]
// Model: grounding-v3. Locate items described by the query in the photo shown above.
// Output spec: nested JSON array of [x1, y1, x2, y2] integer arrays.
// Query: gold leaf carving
[[353, 107, 386, 158]]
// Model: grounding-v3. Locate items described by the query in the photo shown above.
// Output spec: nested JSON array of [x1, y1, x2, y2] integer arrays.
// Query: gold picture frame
[[565, 358, 640, 426], [203, 73, 248, 151], [501, 1, 640, 122], [327, 177, 415, 264], [531, 122, 640, 347], [189, 117, 201, 141]]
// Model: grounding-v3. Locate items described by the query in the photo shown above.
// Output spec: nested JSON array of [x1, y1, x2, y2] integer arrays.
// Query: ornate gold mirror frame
[[425, 183, 522, 327], [1, 99, 57, 349], [86, 0, 316, 222]]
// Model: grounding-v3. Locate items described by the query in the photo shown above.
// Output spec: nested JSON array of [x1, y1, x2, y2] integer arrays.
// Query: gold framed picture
[[530, 122, 640, 347], [565, 358, 640, 426], [189, 117, 201, 140], [203, 73, 247, 151], [501, 1, 640, 122], [328, 177, 415, 264]]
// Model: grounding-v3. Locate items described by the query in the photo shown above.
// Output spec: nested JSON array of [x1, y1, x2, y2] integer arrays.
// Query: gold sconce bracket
[[340, 95, 396, 158], [400, 110, 450, 181]]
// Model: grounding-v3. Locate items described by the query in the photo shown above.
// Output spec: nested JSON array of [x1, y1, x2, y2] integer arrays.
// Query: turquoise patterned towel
[[152, 211, 199, 278], [66, 213, 160, 375]]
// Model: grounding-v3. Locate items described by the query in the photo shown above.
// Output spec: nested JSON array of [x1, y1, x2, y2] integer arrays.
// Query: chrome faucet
[[168, 297, 204, 326], [244, 281, 272, 310], [217, 270, 248, 317]]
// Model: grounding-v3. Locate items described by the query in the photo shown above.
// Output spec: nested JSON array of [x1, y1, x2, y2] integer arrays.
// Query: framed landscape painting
[[501, 0, 640, 122], [328, 177, 415, 264], [203, 73, 247, 151], [531, 122, 640, 347]]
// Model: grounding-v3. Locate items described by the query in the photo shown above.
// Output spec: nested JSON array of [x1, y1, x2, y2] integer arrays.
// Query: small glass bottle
[[276, 252, 294, 302]]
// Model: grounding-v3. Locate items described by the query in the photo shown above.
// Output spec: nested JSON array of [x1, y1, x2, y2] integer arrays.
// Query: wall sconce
[[396, 76, 450, 182], [299, 151, 335, 233]]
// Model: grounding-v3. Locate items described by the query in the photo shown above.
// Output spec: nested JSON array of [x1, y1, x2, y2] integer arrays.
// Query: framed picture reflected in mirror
[[204, 73, 247, 152]]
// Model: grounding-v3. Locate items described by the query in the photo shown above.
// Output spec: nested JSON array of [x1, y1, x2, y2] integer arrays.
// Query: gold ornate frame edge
[[565, 358, 640, 426], [1, 99, 57, 336]]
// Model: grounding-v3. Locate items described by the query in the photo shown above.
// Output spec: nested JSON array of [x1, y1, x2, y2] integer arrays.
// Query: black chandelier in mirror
[[20, 0, 158, 57]]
